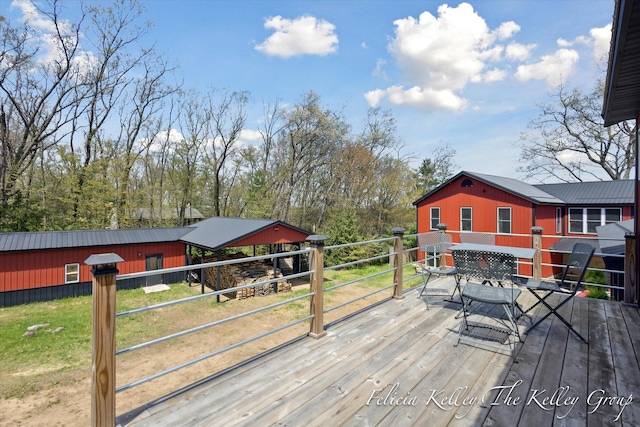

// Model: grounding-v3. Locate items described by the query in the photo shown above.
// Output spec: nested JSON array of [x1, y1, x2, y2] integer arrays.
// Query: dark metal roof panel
[[549, 238, 600, 253], [464, 172, 565, 204], [180, 217, 278, 250], [0, 228, 190, 252], [534, 180, 634, 205]]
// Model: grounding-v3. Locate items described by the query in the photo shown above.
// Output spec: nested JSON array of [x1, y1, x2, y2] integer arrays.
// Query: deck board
[[118, 278, 640, 427]]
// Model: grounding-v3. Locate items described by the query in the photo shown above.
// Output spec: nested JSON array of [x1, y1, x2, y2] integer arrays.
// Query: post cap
[[392, 227, 405, 235], [84, 253, 124, 266], [531, 226, 544, 234]]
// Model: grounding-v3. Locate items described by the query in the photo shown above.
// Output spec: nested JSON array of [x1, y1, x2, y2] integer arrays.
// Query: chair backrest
[[452, 250, 516, 282], [459, 232, 496, 245], [417, 232, 452, 254], [560, 242, 596, 287]]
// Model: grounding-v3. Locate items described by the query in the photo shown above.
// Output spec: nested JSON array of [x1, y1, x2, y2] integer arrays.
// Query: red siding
[[0, 242, 185, 292], [417, 175, 533, 238], [231, 225, 309, 247]]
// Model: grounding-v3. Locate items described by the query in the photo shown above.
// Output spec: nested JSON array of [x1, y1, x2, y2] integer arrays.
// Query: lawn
[[0, 263, 422, 425]]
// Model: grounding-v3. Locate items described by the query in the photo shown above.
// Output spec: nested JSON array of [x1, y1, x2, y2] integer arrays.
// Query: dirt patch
[[0, 279, 399, 426]]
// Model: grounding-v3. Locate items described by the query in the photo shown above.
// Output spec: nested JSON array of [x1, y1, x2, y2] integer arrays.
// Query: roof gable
[[413, 171, 564, 206], [179, 217, 311, 251]]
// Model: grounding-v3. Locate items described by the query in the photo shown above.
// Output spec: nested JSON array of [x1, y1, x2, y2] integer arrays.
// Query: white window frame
[[65, 263, 80, 284], [430, 207, 440, 230], [568, 207, 622, 234], [497, 207, 512, 234], [460, 207, 472, 232], [556, 207, 562, 234]]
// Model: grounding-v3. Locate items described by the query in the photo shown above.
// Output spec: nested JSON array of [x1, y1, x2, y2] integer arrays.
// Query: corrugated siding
[[232, 226, 309, 247], [0, 242, 185, 292], [417, 175, 533, 238]]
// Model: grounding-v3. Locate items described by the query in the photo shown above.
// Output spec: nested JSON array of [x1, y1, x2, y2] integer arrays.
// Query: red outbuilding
[[0, 217, 311, 307]]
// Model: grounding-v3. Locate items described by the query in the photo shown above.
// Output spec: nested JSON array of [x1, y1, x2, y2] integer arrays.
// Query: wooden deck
[[117, 278, 640, 427]]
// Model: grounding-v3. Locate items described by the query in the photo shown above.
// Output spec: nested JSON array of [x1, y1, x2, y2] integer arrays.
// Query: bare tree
[[517, 79, 635, 182], [204, 89, 249, 217], [0, 0, 86, 204]]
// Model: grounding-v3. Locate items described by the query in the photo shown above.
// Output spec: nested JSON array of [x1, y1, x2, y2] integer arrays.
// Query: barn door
[[145, 254, 163, 286]]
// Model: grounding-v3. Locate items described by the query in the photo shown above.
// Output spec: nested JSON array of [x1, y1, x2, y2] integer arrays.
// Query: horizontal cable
[[116, 292, 313, 355], [324, 283, 395, 313], [116, 314, 314, 394], [325, 253, 393, 271], [324, 268, 394, 292], [117, 270, 313, 317], [325, 236, 394, 250], [117, 248, 312, 281]]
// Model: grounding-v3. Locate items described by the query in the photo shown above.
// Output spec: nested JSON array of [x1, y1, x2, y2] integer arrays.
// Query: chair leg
[[419, 271, 432, 309], [525, 292, 588, 344]]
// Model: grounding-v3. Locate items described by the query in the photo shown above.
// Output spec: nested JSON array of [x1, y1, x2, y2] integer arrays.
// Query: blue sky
[[3, 0, 616, 181]]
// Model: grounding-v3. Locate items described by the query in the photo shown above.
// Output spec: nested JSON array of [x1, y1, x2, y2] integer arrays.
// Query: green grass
[[0, 282, 203, 399], [0, 263, 423, 400]]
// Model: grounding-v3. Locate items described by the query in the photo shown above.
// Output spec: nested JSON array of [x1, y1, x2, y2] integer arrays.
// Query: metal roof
[[414, 171, 634, 207], [413, 171, 564, 205], [602, 0, 640, 126], [463, 172, 565, 204], [179, 217, 310, 251], [534, 180, 635, 205], [0, 227, 191, 252], [549, 238, 600, 254], [0, 217, 312, 253]]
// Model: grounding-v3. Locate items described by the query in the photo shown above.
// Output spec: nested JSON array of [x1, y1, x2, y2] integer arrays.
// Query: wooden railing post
[[308, 235, 327, 339], [85, 253, 123, 427], [392, 227, 405, 299], [531, 226, 543, 280], [624, 233, 637, 304], [437, 223, 448, 268]]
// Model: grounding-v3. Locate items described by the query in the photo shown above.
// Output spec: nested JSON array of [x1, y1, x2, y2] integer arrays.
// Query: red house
[[414, 171, 634, 278], [0, 217, 310, 307]]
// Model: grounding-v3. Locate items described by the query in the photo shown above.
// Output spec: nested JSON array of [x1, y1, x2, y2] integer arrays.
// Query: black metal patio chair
[[453, 249, 521, 360], [517, 242, 595, 344], [416, 232, 459, 309]]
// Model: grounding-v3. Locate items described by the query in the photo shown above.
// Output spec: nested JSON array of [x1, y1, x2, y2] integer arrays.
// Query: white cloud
[[239, 129, 262, 145], [590, 24, 612, 63], [366, 2, 520, 112], [372, 58, 388, 80], [483, 68, 506, 83], [10, 0, 98, 75], [494, 21, 520, 40], [515, 48, 579, 87], [366, 85, 468, 112], [255, 15, 338, 58], [505, 42, 536, 61]]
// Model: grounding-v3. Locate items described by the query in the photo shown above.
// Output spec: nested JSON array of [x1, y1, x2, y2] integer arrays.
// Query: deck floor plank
[[118, 279, 640, 427], [586, 298, 619, 426]]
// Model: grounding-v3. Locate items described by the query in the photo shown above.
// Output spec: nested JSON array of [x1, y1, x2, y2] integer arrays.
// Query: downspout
[[633, 113, 640, 305]]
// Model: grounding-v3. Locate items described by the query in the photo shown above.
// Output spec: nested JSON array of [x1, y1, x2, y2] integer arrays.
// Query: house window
[[65, 263, 80, 283], [497, 207, 511, 234], [556, 207, 562, 234], [430, 207, 440, 230], [568, 208, 622, 234], [460, 207, 472, 231]]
